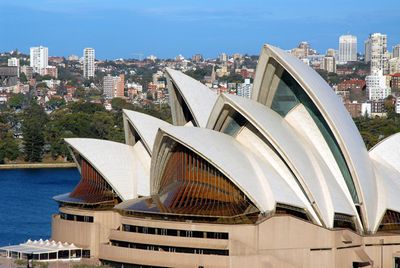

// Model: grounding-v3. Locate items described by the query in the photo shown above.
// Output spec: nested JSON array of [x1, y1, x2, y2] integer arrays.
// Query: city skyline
[[1, 0, 400, 59]]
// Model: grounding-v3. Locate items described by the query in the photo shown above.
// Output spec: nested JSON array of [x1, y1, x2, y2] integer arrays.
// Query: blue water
[[0, 168, 79, 246]]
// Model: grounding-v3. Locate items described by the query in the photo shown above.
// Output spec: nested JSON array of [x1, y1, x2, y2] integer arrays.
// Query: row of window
[[110, 240, 229, 256], [101, 260, 169, 268], [60, 212, 94, 223], [122, 224, 229, 240]]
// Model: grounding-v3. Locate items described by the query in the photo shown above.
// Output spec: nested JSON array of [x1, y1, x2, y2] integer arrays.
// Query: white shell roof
[[369, 133, 400, 231], [207, 93, 357, 228], [123, 109, 170, 153], [371, 158, 400, 232], [252, 44, 377, 231], [152, 126, 309, 214], [369, 132, 400, 173], [65, 138, 136, 201], [165, 68, 217, 128]]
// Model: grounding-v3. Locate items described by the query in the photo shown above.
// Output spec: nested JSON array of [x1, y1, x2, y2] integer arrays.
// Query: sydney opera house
[[50, 44, 400, 267]]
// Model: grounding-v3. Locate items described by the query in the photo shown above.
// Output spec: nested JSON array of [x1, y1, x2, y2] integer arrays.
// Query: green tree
[[8, 93, 25, 109], [22, 102, 48, 162], [20, 72, 28, 83]]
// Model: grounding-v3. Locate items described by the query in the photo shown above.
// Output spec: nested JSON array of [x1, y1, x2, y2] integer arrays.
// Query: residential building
[[0, 66, 18, 87], [337, 79, 366, 102], [366, 70, 391, 100], [290, 41, 316, 59], [115, 74, 125, 98], [391, 73, 400, 91], [83, 48, 95, 78], [7, 57, 20, 77], [44, 66, 58, 79], [103, 74, 115, 99], [371, 99, 386, 116], [339, 35, 357, 63], [103, 74, 124, 99], [321, 56, 336, 73], [236, 79, 253, 99], [30, 46, 48, 75], [20, 66, 33, 80], [393, 44, 400, 58], [219, 53, 228, 62], [344, 101, 362, 118], [389, 57, 400, 74], [364, 33, 387, 73], [191, 54, 203, 63]]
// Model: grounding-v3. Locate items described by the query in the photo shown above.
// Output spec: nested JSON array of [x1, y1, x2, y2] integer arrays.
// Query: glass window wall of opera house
[[39, 44, 400, 268]]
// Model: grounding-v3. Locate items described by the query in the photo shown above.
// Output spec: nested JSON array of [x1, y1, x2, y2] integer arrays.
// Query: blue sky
[[1, 0, 399, 59]]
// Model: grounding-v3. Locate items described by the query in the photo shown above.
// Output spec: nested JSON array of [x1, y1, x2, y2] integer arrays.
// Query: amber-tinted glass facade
[[121, 142, 258, 220], [55, 158, 119, 206], [378, 210, 400, 232]]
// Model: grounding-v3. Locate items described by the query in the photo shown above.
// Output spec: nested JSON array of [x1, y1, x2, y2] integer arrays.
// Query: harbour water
[[0, 168, 79, 246]]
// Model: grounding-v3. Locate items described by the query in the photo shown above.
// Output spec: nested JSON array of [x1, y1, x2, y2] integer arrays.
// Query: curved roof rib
[[165, 68, 217, 128], [251, 44, 377, 232], [207, 93, 358, 229], [65, 138, 137, 201], [123, 109, 171, 154], [150, 126, 312, 217]]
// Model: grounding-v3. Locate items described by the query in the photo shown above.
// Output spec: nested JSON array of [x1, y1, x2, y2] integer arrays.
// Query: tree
[[22, 102, 48, 162], [20, 72, 28, 83], [111, 98, 128, 111], [8, 93, 25, 109], [0, 137, 19, 163], [0, 115, 20, 163]]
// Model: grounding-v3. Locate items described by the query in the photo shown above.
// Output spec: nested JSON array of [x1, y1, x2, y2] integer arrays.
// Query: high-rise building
[[393, 44, 400, 58], [103, 74, 124, 99], [219, 53, 227, 62], [103, 74, 115, 99], [8, 57, 20, 77], [339, 35, 357, 63], [115, 74, 125, 98], [364, 33, 387, 73], [366, 70, 391, 100], [236, 79, 253, 99], [83, 48, 95, 78], [30, 46, 48, 75], [191, 54, 203, 63], [321, 56, 336, 73]]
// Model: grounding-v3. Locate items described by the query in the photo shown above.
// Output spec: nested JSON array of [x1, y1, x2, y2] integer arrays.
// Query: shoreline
[[0, 162, 76, 169]]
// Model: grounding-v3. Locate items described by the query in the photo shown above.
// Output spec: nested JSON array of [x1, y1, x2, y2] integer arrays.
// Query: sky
[[1, 0, 399, 59]]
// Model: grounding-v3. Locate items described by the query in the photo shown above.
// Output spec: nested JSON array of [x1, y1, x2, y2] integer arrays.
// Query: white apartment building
[[83, 48, 95, 78], [365, 33, 387, 73], [322, 56, 336, 73], [30, 46, 48, 75], [339, 35, 357, 63], [236, 79, 253, 99], [389, 58, 400, 74], [8, 57, 20, 77], [366, 70, 391, 100]]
